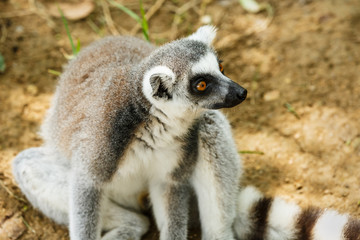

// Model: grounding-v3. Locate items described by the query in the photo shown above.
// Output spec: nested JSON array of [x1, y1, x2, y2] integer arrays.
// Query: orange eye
[[219, 63, 224, 73], [196, 81, 207, 91]]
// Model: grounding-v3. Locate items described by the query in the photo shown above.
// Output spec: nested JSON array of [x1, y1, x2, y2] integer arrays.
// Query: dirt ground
[[0, 0, 360, 239]]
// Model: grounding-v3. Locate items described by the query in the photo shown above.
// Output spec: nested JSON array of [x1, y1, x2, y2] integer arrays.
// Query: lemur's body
[[12, 26, 360, 240]]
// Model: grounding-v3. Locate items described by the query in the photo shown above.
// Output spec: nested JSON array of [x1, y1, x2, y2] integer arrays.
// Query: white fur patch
[[191, 52, 222, 76], [142, 65, 175, 103], [187, 25, 217, 46], [149, 182, 168, 232], [234, 186, 263, 239], [313, 210, 348, 240], [191, 154, 224, 236], [266, 197, 301, 240], [237, 186, 263, 214]]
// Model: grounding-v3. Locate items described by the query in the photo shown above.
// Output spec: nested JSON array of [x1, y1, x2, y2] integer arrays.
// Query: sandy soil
[[0, 0, 359, 239]]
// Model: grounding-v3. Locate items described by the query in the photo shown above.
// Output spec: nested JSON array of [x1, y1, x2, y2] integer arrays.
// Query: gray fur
[[12, 26, 247, 240], [167, 184, 191, 240], [192, 111, 241, 240]]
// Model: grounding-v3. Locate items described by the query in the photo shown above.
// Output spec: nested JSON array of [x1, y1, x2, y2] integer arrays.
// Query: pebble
[[25, 84, 38, 96], [263, 90, 280, 101], [15, 26, 24, 34], [0, 212, 26, 240]]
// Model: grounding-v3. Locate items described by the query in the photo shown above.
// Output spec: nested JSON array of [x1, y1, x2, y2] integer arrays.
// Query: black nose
[[207, 80, 248, 109], [222, 82, 247, 108], [237, 87, 247, 102]]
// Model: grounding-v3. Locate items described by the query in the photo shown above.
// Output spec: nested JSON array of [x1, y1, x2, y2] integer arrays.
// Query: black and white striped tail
[[234, 186, 360, 240]]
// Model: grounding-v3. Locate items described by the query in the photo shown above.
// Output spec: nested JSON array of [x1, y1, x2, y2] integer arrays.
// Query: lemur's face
[[186, 52, 247, 109], [142, 25, 247, 113]]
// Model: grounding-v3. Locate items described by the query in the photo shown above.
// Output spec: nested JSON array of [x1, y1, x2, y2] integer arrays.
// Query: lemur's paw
[[101, 227, 145, 240]]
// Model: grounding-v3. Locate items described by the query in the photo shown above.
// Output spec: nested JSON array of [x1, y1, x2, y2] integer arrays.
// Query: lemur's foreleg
[[191, 111, 242, 240], [150, 181, 190, 240], [69, 170, 102, 240]]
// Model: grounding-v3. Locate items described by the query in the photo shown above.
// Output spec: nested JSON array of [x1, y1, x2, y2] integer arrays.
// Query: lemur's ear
[[187, 25, 217, 46], [143, 66, 175, 100], [149, 73, 173, 100]]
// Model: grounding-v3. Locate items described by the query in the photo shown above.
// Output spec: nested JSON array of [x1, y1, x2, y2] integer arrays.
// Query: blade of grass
[[21, 216, 36, 233], [58, 6, 79, 56], [87, 19, 105, 37], [76, 39, 81, 53], [48, 69, 61, 76], [284, 102, 300, 119], [0, 52, 5, 73], [239, 150, 265, 155], [139, 0, 149, 41], [108, 0, 141, 23], [108, 0, 150, 41]]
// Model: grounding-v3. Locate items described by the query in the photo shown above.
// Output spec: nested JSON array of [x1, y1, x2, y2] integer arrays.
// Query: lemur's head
[[142, 25, 247, 113]]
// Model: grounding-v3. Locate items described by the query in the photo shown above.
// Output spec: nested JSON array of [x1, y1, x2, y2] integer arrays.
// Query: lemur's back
[[41, 36, 155, 160]]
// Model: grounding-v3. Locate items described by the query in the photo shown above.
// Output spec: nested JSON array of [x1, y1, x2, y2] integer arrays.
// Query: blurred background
[[0, 0, 360, 239]]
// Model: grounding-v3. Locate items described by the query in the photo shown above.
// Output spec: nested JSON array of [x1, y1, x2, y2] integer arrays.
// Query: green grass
[[49, 1, 150, 76], [239, 150, 265, 155], [48, 7, 81, 75], [0, 52, 5, 73], [48, 69, 61, 76], [108, 0, 150, 41], [284, 102, 300, 119], [139, 0, 149, 41], [58, 7, 81, 57]]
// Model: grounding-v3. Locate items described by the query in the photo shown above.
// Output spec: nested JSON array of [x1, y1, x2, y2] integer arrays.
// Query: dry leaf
[[47, 0, 95, 21], [0, 212, 26, 240]]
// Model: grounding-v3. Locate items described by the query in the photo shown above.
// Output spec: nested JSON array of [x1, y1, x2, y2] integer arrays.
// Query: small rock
[[263, 90, 280, 101], [295, 181, 303, 190], [0, 212, 26, 240], [324, 189, 332, 195], [15, 26, 24, 34], [25, 84, 38, 96]]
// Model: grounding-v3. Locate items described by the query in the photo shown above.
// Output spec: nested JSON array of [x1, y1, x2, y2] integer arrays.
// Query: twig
[[28, 0, 56, 28], [0, 10, 35, 18], [21, 216, 36, 233], [0, 19, 7, 43], [130, 0, 166, 35], [0, 179, 27, 203], [0, 0, 55, 28], [170, 0, 200, 39], [87, 19, 103, 37], [100, 0, 120, 35]]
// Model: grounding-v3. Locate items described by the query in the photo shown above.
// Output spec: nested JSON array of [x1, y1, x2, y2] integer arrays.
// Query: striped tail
[[234, 186, 360, 240]]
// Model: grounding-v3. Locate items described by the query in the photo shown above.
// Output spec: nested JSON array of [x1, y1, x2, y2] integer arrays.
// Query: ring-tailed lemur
[[12, 26, 360, 240]]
